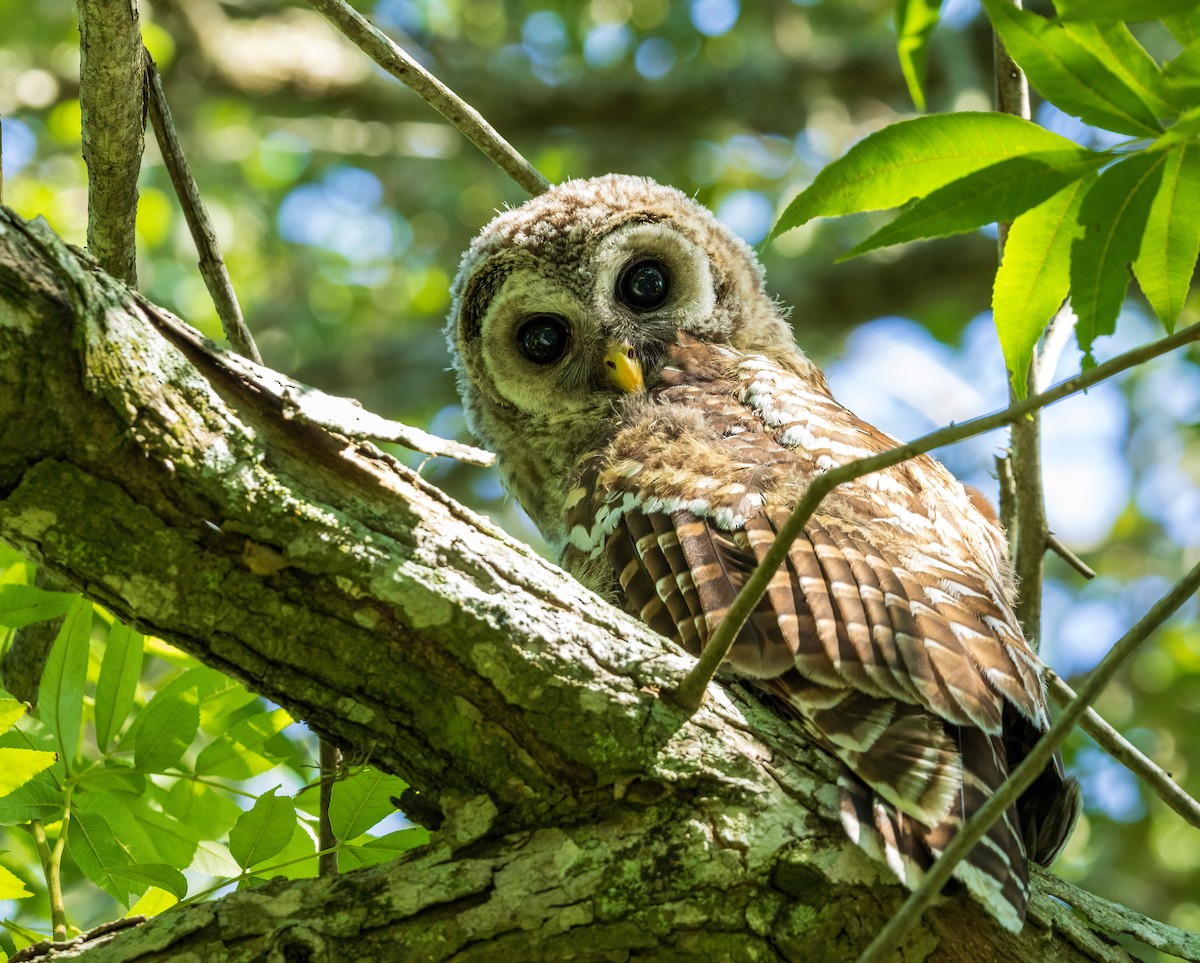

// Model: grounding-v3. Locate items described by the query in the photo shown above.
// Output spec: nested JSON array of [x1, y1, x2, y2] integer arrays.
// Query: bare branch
[[672, 321, 1200, 710], [1032, 867, 1200, 962], [856, 558, 1200, 963], [1046, 532, 1096, 580], [303, 0, 549, 196], [145, 51, 261, 363], [1045, 670, 1200, 830], [76, 0, 145, 285]]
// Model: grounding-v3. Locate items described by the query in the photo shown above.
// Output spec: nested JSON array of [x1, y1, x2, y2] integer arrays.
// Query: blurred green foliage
[[1, 0, 1199, 955]]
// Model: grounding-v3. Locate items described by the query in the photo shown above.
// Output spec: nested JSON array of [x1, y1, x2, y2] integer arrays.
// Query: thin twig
[[76, 0, 145, 286], [1045, 670, 1200, 829], [144, 50, 261, 363], [856, 559, 1200, 963], [304, 0, 549, 196], [670, 320, 1200, 711], [1045, 532, 1096, 580]]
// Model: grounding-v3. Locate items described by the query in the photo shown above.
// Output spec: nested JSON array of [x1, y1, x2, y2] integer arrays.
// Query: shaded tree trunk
[[0, 209, 1124, 960]]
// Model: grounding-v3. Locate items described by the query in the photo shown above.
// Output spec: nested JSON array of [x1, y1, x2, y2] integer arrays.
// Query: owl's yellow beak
[[603, 342, 644, 394]]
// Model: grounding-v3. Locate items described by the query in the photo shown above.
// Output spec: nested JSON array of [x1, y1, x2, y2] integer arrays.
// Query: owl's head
[[446, 174, 793, 544]]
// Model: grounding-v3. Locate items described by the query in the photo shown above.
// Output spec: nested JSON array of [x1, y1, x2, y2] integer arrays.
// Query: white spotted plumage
[[447, 173, 1079, 932]]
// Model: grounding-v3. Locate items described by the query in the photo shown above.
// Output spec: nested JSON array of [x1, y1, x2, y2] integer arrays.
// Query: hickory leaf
[[1054, 0, 1200, 20], [771, 112, 1080, 237], [94, 621, 143, 752], [983, 0, 1162, 137], [36, 598, 91, 769], [895, 0, 941, 111], [843, 149, 1106, 258], [1132, 143, 1200, 331], [229, 789, 295, 869], [1072, 151, 1169, 358]]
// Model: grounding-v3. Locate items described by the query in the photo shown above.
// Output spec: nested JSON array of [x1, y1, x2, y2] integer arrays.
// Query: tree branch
[[0, 202, 1135, 963], [1045, 670, 1200, 830], [75, 0, 145, 285], [145, 50, 261, 363], [303, 0, 549, 196]]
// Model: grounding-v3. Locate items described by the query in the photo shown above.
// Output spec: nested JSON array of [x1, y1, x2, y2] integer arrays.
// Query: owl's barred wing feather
[[564, 335, 1078, 932]]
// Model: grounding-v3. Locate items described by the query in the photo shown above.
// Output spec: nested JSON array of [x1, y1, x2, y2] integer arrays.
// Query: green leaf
[[1060, 22, 1176, 118], [1164, 39, 1200, 102], [127, 885, 178, 919], [107, 863, 187, 900], [0, 749, 57, 798], [1133, 143, 1200, 331], [0, 778, 63, 826], [983, 0, 1162, 136], [75, 789, 161, 865], [36, 598, 91, 769], [229, 789, 296, 869], [338, 827, 430, 872], [329, 767, 408, 842], [0, 585, 77, 629], [0, 700, 27, 736], [1054, 0, 1200, 21], [771, 112, 1080, 237], [1164, 11, 1200, 46], [133, 692, 199, 774], [1072, 151, 1169, 358], [0, 864, 32, 900], [845, 149, 1106, 258], [69, 807, 135, 905], [994, 175, 1093, 397], [895, 0, 941, 111], [94, 621, 143, 752], [194, 707, 292, 779]]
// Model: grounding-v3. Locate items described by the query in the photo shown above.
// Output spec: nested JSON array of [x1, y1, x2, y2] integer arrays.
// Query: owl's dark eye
[[517, 314, 570, 364], [617, 259, 670, 310]]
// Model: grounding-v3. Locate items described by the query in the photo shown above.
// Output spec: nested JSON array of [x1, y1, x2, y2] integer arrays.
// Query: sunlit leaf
[[108, 863, 187, 900], [1164, 39, 1200, 101], [771, 112, 1080, 237], [0, 865, 32, 901], [0, 749, 57, 798], [127, 885, 178, 919], [1072, 151, 1168, 358], [895, 0, 941, 111], [844, 150, 1106, 258], [75, 790, 161, 865], [69, 807, 135, 905], [36, 598, 91, 768], [338, 827, 430, 871], [133, 692, 199, 774], [0, 585, 77, 628], [1054, 0, 1200, 21], [229, 789, 296, 869], [983, 0, 1162, 136], [994, 175, 1093, 397], [1164, 10, 1200, 46], [1132, 144, 1200, 331], [194, 707, 292, 779], [1060, 22, 1176, 118], [0, 700, 26, 736], [329, 767, 408, 842], [0, 778, 63, 826], [94, 621, 143, 752]]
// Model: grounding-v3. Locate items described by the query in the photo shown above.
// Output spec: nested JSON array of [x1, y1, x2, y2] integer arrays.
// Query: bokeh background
[[2, 0, 1198, 950]]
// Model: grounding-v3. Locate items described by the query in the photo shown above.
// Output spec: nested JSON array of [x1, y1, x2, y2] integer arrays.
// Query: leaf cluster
[[790, 0, 1200, 393]]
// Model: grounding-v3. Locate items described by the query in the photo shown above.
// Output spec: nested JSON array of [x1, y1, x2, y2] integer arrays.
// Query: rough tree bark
[[0, 209, 1131, 961]]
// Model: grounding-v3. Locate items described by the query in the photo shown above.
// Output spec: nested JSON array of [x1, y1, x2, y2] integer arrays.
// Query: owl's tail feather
[[835, 725, 1030, 933]]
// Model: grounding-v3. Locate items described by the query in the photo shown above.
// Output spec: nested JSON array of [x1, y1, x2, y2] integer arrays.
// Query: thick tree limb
[[0, 208, 1137, 960]]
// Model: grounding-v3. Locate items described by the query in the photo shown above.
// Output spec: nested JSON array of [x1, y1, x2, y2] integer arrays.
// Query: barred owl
[[446, 174, 1079, 931]]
